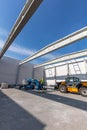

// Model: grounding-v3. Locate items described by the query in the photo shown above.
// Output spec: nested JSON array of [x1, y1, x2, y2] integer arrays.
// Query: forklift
[[55, 77, 87, 97]]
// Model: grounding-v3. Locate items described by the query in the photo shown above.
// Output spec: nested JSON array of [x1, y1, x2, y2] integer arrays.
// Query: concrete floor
[[0, 88, 87, 130]]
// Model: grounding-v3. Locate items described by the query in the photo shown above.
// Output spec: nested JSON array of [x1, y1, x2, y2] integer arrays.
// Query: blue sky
[[0, 0, 87, 64]]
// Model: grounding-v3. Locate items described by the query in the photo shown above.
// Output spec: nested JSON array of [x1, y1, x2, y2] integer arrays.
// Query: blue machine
[[19, 78, 45, 90], [24, 78, 35, 90], [25, 78, 44, 90], [33, 79, 42, 90]]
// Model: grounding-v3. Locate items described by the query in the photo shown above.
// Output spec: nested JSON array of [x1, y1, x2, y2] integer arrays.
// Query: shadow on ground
[[0, 90, 45, 130], [21, 88, 87, 111]]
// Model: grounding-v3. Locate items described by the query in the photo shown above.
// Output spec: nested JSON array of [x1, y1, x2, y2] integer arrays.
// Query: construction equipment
[[19, 78, 46, 90], [55, 77, 87, 97]]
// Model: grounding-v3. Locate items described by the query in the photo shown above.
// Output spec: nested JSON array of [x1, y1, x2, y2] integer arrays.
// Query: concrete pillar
[[84, 59, 87, 78], [32, 67, 35, 79], [15, 65, 21, 84], [54, 66, 56, 85], [67, 63, 69, 76]]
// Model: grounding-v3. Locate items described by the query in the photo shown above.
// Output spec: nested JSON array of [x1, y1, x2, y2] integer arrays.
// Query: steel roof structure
[[0, 0, 87, 67], [19, 26, 87, 65], [34, 49, 87, 68]]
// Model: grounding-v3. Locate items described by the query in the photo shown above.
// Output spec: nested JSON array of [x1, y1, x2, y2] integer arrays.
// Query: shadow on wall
[[46, 74, 87, 80], [46, 74, 87, 85], [21, 89, 87, 111], [0, 90, 45, 130]]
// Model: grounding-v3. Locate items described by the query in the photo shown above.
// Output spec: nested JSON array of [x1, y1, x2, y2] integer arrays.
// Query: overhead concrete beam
[[34, 49, 87, 68], [19, 26, 87, 65], [0, 0, 43, 59]]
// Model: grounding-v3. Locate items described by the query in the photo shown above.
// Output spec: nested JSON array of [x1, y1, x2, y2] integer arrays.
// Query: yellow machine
[[56, 77, 87, 97]]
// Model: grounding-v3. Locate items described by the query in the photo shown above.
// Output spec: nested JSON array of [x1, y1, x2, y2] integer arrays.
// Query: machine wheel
[[59, 85, 67, 93], [79, 87, 87, 97]]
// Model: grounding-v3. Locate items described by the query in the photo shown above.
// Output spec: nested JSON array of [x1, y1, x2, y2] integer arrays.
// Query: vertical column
[[15, 65, 21, 84], [67, 63, 69, 76], [54, 66, 56, 85], [43, 68, 45, 80], [44, 68, 47, 85], [84, 59, 87, 79], [32, 67, 35, 79], [43, 68, 46, 84]]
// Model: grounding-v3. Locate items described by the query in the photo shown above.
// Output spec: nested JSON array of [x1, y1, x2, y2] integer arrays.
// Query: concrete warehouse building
[[0, 1, 87, 130], [0, 53, 87, 86]]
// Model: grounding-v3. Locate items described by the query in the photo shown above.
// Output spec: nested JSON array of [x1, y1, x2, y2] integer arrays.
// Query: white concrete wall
[[45, 59, 87, 85], [69, 62, 85, 74], [0, 57, 19, 84], [0, 56, 87, 86], [45, 68, 55, 85], [34, 66, 44, 81], [17, 63, 34, 84], [0, 56, 34, 84]]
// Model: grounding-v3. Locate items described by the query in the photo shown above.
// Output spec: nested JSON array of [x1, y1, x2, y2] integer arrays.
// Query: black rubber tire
[[54, 85, 59, 90], [59, 85, 67, 93], [79, 87, 87, 97]]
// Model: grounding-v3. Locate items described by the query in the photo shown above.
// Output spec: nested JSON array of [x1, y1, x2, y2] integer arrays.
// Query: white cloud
[[0, 37, 56, 60], [43, 53, 56, 60], [9, 44, 56, 60], [0, 28, 8, 37], [0, 38, 56, 60], [0, 28, 57, 61], [0, 39, 35, 56], [9, 44, 35, 56], [0, 39, 5, 48]]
